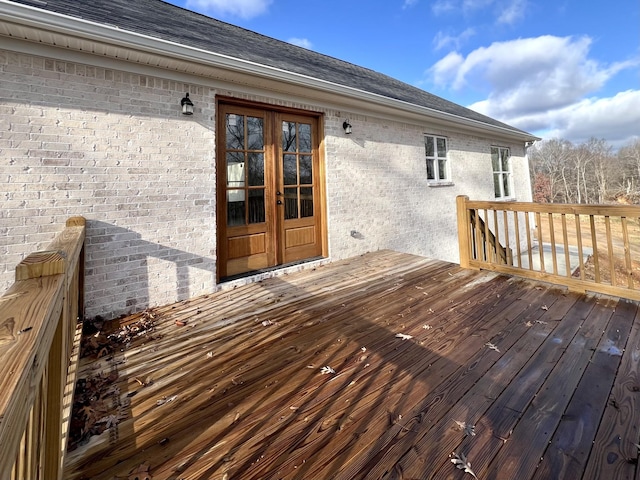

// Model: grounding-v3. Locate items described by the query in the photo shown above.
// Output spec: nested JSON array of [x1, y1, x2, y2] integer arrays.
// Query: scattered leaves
[[395, 333, 413, 340], [156, 395, 178, 406], [525, 321, 533, 327], [541, 305, 549, 311], [262, 320, 273, 326], [451, 452, 478, 479], [485, 342, 500, 353], [422, 324, 433, 330], [320, 366, 336, 375], [454, 420, 476, 436]]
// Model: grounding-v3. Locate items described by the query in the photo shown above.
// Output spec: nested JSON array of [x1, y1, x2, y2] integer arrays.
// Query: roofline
[[0, 0, 540, 142]]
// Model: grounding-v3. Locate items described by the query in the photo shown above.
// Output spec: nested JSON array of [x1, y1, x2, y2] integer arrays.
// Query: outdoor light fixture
[[343, 120, 352, 134], [181, 93, 194, 115]]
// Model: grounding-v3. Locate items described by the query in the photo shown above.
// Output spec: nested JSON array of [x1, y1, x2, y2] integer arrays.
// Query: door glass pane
[[284, 187, 298, 220], [226, 152, 245, 188], [300, 187, 313, 217], [283, 122, 296, 152], [226, 114, 244, 150], [227, 190, 245, 226], [283, 154, 297, 185], [248, 189, 265, 223], [247, 116, 264, 150], [437, 137, 446, 157], [248, 153, 264, 186], [298, 123, 311, 152], [300, 155, 312, 184]]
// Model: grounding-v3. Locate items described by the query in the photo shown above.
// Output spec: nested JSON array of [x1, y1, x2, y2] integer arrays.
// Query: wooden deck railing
[[0, 217, 85, 480], [457, 196, 640, 301]]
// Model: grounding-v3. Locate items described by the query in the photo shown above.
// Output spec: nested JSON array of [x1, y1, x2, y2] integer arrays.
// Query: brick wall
[[1, 50, 216, 318], [0, 49, 532, 319]]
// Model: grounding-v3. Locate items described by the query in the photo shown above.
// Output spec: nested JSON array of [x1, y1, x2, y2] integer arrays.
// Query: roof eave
[[0, 0, 540, 142]]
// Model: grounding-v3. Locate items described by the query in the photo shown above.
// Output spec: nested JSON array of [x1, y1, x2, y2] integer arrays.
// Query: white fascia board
[[0, 0, 539, 143]]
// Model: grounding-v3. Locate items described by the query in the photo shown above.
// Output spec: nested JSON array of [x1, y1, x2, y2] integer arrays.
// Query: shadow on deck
[[64, 250, 640, 480]]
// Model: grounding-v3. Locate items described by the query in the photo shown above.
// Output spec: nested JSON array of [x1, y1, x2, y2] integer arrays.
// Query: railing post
[[457, 195, 471, 268]]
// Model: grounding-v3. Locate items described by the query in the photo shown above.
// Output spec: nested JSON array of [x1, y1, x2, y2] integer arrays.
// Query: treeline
[[528, 138, 640, 204]]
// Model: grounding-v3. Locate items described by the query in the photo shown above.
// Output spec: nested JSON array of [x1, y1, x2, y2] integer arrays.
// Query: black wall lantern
[[343, 120, 352, 134], [181, 93, 194, 115]]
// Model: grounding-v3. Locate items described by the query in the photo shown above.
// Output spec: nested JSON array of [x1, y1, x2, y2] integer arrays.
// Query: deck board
[[62, 251, 640, 480]]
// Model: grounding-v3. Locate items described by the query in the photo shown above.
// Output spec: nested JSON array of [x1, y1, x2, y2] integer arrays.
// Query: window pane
[[494, 173, 502, 198], [248, 153, 264, 186], [425, 137, 434, 157], [227, 190, 245, 226], [300, 155, 312, 184], [283, 122, 296, 152], [503, 173, 511, 197], [437, 137, 447, 157], [501, 148, 510, 171], [284, 187, 298, 220], [283, 154, 297, 185], [426, 158, 435, 179], [248, 189, 265, 223], [438, 159, 447, 180], [298, 123, 312, 152], [247, 116, 264, 150], [226, 152, 245, 188], [226, 114, 244, 150], [300, 187, 313, 217], [491, 147, 500, 171]]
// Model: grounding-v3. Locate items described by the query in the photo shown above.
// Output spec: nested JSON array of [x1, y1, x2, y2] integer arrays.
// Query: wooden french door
[[217, 102, 324, 278]]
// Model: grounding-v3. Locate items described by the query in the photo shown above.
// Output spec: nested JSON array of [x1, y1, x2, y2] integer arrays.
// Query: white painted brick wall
[[0, 49, 532, 319]]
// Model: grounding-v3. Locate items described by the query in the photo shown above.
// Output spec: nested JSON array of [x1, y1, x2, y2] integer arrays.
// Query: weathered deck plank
[[62, 251, 640, 480]]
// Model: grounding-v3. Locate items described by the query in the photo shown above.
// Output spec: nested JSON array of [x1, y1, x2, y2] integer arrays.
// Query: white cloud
[[432, 0, 457, 15], [403, 0, 419, 8], [186, 0, 272, 19], [497, 0, 527, 25], [436, 35, 640, 146], [288, 37, 313, 49], [433, 28, 476, 51]]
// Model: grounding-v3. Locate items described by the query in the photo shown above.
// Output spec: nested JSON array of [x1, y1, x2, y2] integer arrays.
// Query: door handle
[[277, 200, 283, 205]]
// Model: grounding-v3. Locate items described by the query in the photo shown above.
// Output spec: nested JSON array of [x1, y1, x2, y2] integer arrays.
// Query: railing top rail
[[464, 200, 640, 217], [0, 217, 85, 477]]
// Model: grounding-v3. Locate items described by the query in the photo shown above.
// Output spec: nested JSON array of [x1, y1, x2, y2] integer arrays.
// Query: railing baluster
[[589, 215, 601, 284], [621, 217, 633, 289], [525, 211, 533, 270], [548, 212, 558, 275], [561, 214, 571, 277], [575, 214, 585, 280], [604, 216, 615, 286], [514, 211, 522, 268], [535, 212, 545, 272]]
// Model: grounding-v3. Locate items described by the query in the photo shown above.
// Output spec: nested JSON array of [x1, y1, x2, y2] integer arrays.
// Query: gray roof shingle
[[9, 0, 532, 136]]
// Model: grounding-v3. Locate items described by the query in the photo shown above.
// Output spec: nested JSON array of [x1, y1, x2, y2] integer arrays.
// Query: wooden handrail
[[456, 196, 640, 300], [0, 217, 85, 480]]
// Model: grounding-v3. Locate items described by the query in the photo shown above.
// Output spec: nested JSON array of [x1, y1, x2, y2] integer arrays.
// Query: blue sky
[[168, 0, 639, 148]]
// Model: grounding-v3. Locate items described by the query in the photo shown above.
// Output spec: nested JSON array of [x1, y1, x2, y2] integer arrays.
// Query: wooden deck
[[63, 250, 640, 480]]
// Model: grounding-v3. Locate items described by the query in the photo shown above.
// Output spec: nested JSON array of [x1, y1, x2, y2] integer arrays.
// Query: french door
[[217, 102, 325, 278]]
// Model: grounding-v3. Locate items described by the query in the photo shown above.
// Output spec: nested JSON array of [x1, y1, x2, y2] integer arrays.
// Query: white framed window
[[492, 146, 513, 199], [425, 135, 449, 182]]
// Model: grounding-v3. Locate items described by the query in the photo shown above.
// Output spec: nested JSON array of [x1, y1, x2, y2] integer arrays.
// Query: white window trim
[[425, 134, 451, 184], [491, 146, 515, 200]]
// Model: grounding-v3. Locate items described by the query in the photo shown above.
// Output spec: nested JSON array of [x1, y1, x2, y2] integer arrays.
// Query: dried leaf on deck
[[156, 395, 178, 406], [451, 452, 478, 479], [320, 366, 336, 375], [485, 342, 500, 353], [454, 420, 476, 436], [395, 333, 413, 340], [422, 324, 433, 330], [541, 305, 549, 310]]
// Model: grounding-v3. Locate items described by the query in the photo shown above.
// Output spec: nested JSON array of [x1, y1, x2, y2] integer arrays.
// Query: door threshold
[[218, 257, 329, 290]]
